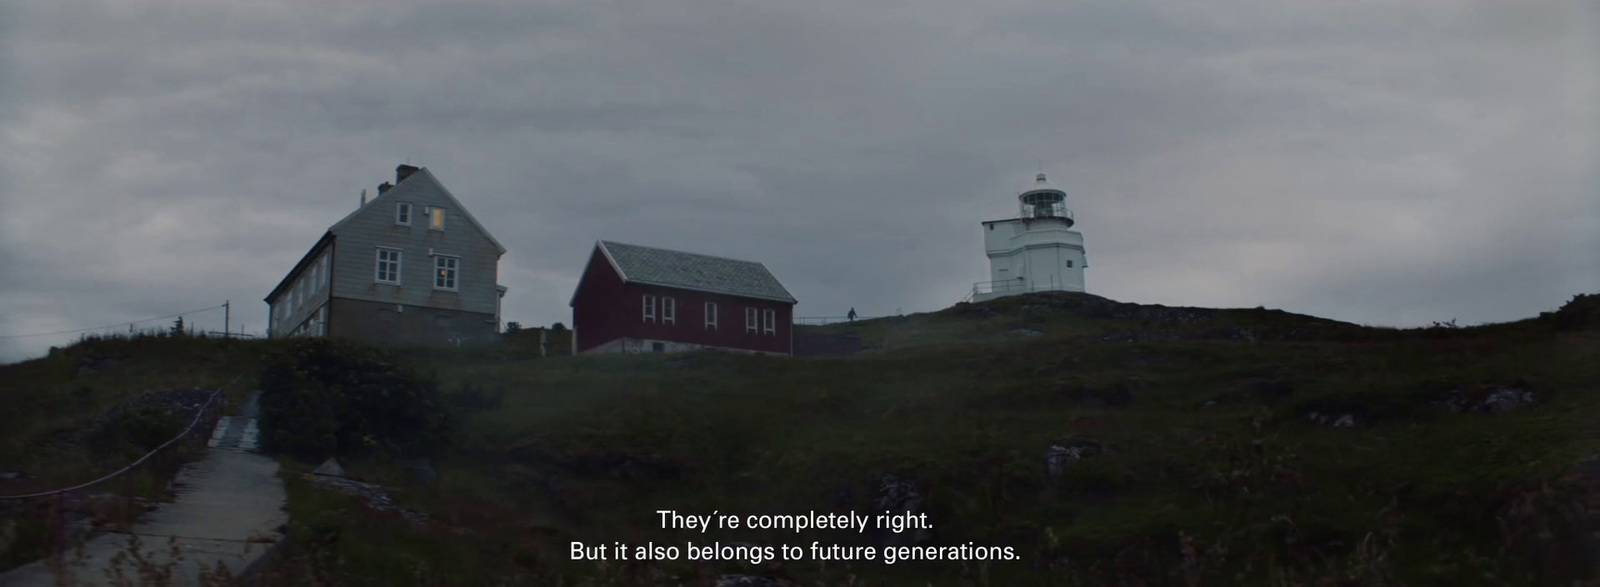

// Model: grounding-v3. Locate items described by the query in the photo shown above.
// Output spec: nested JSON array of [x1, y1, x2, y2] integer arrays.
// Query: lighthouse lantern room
[[969, 173, 1087, 302]]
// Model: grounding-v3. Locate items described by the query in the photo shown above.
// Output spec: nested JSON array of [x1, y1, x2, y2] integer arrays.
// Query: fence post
[[125, 466, 136, 532], [54, 491, 64, 564]]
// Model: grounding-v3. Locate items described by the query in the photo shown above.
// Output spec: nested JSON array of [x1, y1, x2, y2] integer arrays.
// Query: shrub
[[85, 403, 183, 459], [258, 338, 456, 462], [1543, 293, 1600, 331]]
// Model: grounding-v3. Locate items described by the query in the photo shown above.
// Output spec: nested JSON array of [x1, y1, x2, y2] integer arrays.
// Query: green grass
[[0, 333, 274, 572], [0, 334, 266, 490], [366, 294, 1598, 585], [5, 292, 1600, 585]]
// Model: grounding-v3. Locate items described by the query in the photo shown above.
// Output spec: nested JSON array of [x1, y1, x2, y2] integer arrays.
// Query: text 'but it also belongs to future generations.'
[[569, 510, 1020, 566]]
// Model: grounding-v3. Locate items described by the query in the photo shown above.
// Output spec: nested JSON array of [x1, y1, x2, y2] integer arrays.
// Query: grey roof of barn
[[583, 240, 798, 304]]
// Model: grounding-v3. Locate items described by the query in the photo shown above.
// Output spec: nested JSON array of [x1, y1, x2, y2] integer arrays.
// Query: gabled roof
[[265, 166, 506, 304], [327, 167, 507, 255], [571, 240, 798, 305]]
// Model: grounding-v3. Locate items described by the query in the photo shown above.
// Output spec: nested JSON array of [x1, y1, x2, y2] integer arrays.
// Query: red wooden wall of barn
[[571, 247, 794, 355]]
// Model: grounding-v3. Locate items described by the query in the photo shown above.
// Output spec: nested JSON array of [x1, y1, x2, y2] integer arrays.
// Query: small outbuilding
[[569, 241, 797, 356]]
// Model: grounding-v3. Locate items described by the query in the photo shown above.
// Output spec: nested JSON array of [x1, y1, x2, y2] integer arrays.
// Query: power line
[[0, 303, 228, 340]]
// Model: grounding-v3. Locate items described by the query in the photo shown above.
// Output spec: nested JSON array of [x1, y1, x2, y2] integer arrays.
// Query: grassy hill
[[4, 292, 1599, 585]]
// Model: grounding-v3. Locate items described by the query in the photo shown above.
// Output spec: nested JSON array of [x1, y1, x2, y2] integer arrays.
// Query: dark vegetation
[[2, 292, 1599, 585], [0, 330, 257, 573], [258, 338, 455, 462]]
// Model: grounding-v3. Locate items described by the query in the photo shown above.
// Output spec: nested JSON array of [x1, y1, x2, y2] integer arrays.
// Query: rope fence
[[0, 375, 239, 500], [0, 374, 243, 566]]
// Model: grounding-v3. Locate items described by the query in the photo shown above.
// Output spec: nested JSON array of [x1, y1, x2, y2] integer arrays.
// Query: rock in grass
[[871, 474, 934, 547], [715, 575, 788, 587], [1305, 411, 1360, 427], [1447, 384, 1536, 413], [1045, 438, 1104, 483], [313, 458, 346, 477]]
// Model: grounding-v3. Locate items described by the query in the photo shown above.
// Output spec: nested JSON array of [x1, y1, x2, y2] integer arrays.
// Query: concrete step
[[207, 417, 260, 452]]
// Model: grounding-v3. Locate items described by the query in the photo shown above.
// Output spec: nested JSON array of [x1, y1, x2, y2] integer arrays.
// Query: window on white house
[[1067, 260, 1073, 268], [662, 297, 676, 325], [427, 207, 445, 230], [376, 248, 402, 284], [705, 302, 718, 330], [434, 256, 459, 290], [643, 295, 657, 323], [745, 307, 758, 333], [763, 309, 776, 335], [397, 202, 412, 225]]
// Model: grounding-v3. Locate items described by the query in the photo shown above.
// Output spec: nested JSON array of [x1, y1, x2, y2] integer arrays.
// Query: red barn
[[569, 241, 798, 356]]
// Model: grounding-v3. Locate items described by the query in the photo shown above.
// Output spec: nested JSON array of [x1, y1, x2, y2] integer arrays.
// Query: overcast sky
[[1, 0, 1597, 362]]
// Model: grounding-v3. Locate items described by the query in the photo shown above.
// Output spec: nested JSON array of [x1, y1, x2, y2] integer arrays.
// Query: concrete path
[[0, 392, 288, 587]]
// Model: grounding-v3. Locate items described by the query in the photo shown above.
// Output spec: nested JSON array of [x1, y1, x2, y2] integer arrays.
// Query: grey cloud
[[0, 0, 1596, 362]]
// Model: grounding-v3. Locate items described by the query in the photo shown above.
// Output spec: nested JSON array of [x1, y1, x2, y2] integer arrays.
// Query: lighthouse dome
[[1019, 173, 1065, 198], [1017, 173, 1071, 224]]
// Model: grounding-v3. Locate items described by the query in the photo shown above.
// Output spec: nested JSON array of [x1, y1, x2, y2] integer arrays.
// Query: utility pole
[[224, 300, 230, 338]]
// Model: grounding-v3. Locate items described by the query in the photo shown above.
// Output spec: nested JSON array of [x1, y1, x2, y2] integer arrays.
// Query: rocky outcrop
[[1447, 384, 1537, 413], [305, 471, 428, 527], [715, 575, 791, 587], [1045, 438, 1104, 484], [1295, 397, 1368, 428], [870, 474, 934, 548], [1306, 411, 1359, 427], [312, 458, 346, 477]]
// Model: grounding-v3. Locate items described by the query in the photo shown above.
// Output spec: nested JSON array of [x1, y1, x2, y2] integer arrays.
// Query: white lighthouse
[[968, 173, 1087, 302]]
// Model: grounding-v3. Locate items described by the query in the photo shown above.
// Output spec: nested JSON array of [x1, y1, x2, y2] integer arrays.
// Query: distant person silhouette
[[847, 308, 857, 322]]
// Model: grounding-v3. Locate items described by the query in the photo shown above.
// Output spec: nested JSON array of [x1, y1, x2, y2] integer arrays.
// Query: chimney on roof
[[377, 181, 393, 195], [396, 164, 420, 184]]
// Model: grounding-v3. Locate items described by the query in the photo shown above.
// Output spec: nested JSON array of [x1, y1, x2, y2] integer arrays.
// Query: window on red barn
[[643, 295, 657, 323], [705, 302, 718, 330], [745, 307, 759, 333], [763, 309, 775, 335], [662, 297, 676, 325]]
